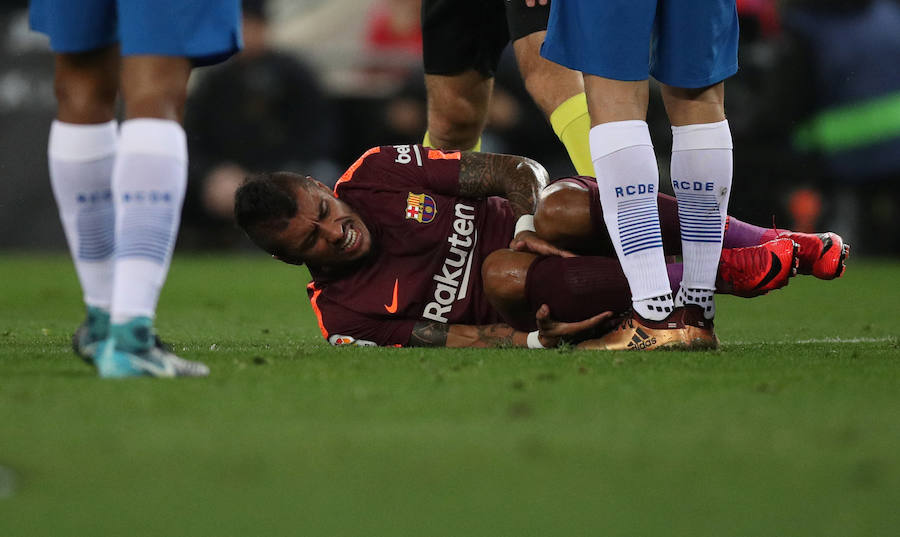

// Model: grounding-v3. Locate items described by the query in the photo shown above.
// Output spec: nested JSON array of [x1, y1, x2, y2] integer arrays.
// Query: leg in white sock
[[48, 120, 118, 310], [590, 120, 674, 321], [110, 119, 187, 325], [671, 120, 733, 319]]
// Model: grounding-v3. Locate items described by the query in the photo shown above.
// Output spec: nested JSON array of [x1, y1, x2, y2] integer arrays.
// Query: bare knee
[[482, 249, 535, 303], [120, 56, 192, 121], [661, 83, 726, 126], [534, 186, 593, 243], [427, 111, 483, 149], [54, 49, 119, 123], [583, 76, 649, 122]]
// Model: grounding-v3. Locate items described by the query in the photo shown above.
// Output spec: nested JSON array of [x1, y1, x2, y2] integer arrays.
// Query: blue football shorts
[[541, 0, 739, 88], [30, 0, 241, 66]]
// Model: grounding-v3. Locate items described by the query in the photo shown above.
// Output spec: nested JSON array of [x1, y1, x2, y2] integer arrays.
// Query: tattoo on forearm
[[409, 321, 449, 347], [476, 324, 515, 348], [458, 153, 545, 219], [410, 321, 517, 348], [458, 152, 500, 198]]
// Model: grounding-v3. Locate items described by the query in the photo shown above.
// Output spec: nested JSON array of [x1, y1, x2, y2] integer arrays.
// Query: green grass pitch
[[1, 254, 898, 536]]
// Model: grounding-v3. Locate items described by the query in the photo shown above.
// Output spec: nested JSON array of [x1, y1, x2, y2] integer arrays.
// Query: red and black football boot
[[778, 231, 849, 280], [717, 238, 799, 298]]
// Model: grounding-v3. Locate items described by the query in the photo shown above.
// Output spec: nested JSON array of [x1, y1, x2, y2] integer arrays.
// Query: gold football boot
[[577, 309, 688, 351], [680, 305, 719, 350]]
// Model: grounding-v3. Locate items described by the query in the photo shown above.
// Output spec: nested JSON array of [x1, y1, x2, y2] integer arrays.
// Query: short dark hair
[[234, 171, 312, 255]]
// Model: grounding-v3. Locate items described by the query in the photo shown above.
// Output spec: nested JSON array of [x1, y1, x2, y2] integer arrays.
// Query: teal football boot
[[94, 317, 209, 378], [72, 306, 110, 364]]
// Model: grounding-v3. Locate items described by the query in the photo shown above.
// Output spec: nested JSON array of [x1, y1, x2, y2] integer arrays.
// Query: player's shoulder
[[334, 144, 458, 195], [333, 146, 384, 189], [332, 145, 398, 193]]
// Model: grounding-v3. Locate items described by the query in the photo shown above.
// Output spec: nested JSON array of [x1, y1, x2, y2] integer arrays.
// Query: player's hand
[[510, 231, 576, 258], [525, 0, 549, 7], [535, 304, 613, 347]]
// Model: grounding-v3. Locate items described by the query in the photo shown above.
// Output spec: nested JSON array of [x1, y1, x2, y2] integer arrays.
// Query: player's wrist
[[514, 214, 536, 238], [527, 330, 548, 349]]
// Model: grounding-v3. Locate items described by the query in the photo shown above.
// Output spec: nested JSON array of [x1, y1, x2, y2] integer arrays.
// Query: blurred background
[[1, 0, 898, 255]]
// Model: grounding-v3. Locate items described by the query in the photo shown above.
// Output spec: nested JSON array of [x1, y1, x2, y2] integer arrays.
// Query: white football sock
[[671, 120, 733, 319], [48, 120, 118, 310], [110, 119, 187, 324], [590, 120, 673, 321]]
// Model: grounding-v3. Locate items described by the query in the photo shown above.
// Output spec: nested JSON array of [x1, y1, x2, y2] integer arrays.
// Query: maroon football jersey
[[306, 145, 516, 346]]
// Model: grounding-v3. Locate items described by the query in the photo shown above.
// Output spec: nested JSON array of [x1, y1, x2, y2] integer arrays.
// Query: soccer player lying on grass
[[234, 145, 848, 350]]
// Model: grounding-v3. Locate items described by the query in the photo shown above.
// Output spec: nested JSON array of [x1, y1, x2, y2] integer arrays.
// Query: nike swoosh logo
[[753, 251, 783, 290], [818, 233, 833, 260], [384, 279, 399, 313], [131, 355, 176, 378]]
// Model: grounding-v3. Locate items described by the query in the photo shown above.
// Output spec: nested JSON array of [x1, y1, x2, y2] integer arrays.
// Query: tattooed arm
[[458, 151, 574, 257], [457, 152, 549, 220], [408, 307, 614, 348], [408, 321, 529, 348]]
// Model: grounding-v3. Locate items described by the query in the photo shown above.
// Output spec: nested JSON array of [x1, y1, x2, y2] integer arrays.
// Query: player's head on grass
[[235, 172, 373, 269]]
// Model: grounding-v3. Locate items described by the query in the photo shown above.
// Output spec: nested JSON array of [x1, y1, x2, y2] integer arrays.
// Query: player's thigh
[[30, 0, 117, 54], [651, 0, 739, 89], [542, 0, 656, 81], [537, 177, 620, 256], [422, 0, 508, 77], [117, 0, 241, 66]]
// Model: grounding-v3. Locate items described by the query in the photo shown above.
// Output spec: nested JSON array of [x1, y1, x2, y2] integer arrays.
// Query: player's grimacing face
[[275, 181, 372, 267]]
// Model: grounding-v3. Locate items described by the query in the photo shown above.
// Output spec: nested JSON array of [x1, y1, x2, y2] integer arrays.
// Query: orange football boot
[[718, 238, 799, 298]]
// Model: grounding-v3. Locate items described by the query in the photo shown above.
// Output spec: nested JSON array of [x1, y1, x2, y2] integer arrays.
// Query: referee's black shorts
[[422, 0, 550, 77]]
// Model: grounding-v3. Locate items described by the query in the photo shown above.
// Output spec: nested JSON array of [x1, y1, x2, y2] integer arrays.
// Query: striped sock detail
[[116, 192, 177, 264], [76, 189, 115, 261], [618, 196, 664, 255], [676, 192, 722, 244]]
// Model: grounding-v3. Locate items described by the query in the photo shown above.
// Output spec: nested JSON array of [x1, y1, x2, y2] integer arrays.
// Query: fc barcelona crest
[[405, 192, 437, 223]]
